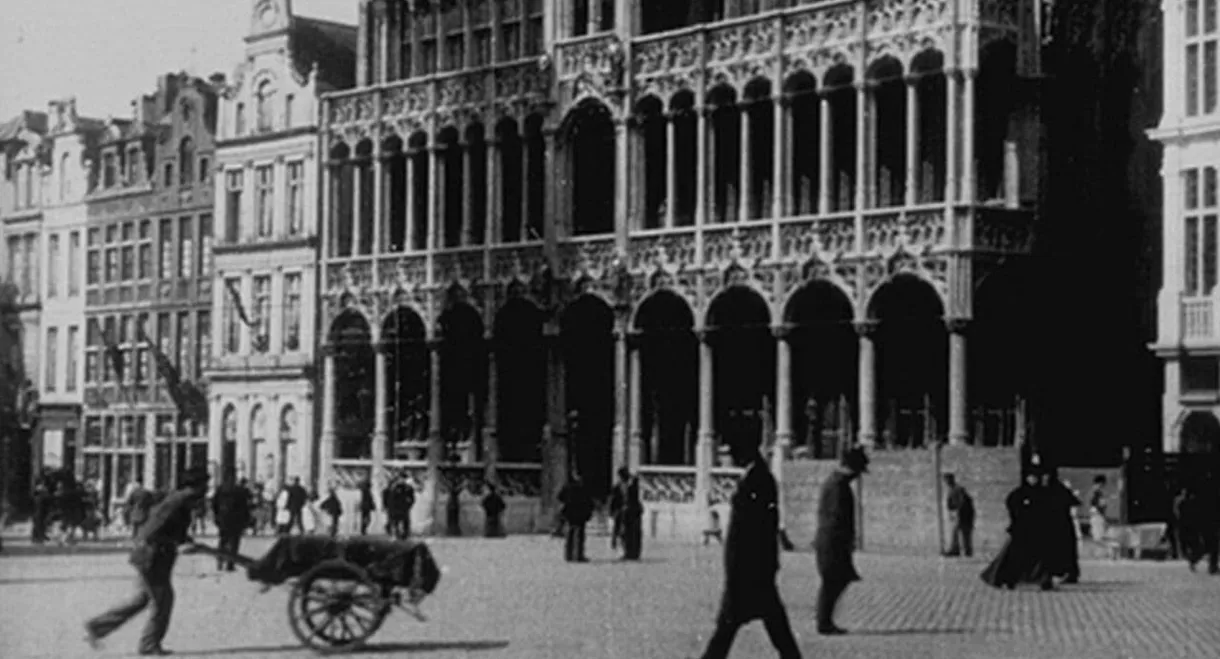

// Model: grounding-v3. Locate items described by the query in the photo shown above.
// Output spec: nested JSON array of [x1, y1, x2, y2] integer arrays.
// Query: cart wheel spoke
[[338, 615, 359, 641]]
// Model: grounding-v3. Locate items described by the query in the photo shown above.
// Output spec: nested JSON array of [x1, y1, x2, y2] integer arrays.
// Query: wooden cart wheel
[[288, 560, 390, 653]]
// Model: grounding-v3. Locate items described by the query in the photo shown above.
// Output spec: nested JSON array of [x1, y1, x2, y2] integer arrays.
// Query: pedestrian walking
[[813, 446, 869, 635], [558, 475, 593, 562], [982, 465, 1055, 591], [942, 473, 975, 558], [1045, 471, 1081, 584], [84, 466, 210, 656], [610, 468, 643, 560], [127, 480, 154, 540], [211, 474, 250, 572], [693, 439, 802, 659], [358, 480, 376, 535], [320, 487, 343, 538], [482, 484, 507, 538], [286, 477, 308, 535], [1088, 474, 1109, 542]]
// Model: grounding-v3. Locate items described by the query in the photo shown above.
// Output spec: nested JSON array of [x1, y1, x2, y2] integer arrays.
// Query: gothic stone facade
[[319, 0, 1042, 537]]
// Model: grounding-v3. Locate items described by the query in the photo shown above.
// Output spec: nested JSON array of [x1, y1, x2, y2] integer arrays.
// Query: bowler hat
[[180, 466, 211, 488], [841, 446, 870, 473]]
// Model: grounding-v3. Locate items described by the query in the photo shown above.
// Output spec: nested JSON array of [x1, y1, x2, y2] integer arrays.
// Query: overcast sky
[[0, 0, 358, 121]]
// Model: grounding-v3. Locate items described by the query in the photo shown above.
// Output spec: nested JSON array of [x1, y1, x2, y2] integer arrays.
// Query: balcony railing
[[1182, 297, 1215, 341]]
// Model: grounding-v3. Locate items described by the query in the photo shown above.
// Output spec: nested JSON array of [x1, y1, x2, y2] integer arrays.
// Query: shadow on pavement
[[182, 639, 510, 656], [0, 543, 132, 558], [0, 574, 132, 586]]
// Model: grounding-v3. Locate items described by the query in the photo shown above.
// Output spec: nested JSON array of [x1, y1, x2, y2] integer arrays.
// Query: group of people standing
[[555, 468, 644, 562], [981, 465, 1084, 590], [31, 468, 104, 544]]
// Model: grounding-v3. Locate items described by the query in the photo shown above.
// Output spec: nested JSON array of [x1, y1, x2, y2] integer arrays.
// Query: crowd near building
[[0, 0, 1208, 544]]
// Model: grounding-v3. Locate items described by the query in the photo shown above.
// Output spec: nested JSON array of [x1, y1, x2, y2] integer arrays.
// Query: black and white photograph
[[0, 0, 1218, 657]]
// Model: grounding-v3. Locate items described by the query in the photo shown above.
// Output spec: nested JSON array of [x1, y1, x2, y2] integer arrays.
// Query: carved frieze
[[640, 470, 696, 505]]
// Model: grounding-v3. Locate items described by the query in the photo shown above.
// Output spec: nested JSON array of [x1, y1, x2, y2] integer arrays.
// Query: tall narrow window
[[224, 277, 241, 354], [1185, 167, 1219, 295], [127, 146, 142, 184], [47, 234, 60, 298], [45, 327, 58, 392], [67, 325, 79, 392], [103, 152, 117, 188], [159, 219, 174, 278], [59, 152, 70, 199], [284, 94, 295, 129], [67, 231, 80, 295], [1187, 0, 1220, 117], [256, 165, 274, 238], [104, 227, 118, 284], [178, 217, 194, 279], [25, 234, 38, 296], [286, 161, 304, 236], [86, 229, 100, 286], [177, 311, 191, 374], [179, 137, 195, 185], [283, 272, 301, 352], [120, 222, 135, 282], [198, 214, 213, 277], [137, 221, 151, 279], [236, 102, 247, 136], [225, 169, 243, 242], [257, 81, 275, 133], [196, 311, 210, 380], [253, 275, 271, 353]]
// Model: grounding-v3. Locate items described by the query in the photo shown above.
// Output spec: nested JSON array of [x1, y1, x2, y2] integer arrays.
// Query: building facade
[[37, 99, 98, 480], [0, 110, 50, 508], [1152, 0, 1220, 458], [207, 0, 356, 491], [83, 73, 219, 509], [317, 0, 1044, 536]]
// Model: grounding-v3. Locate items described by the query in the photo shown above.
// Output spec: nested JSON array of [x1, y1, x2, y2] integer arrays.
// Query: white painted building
[[1151, 0, 1220, 454], [207, 0, 356, 491]]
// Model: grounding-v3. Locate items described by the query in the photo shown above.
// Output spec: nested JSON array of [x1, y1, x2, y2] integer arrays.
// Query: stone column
[[613, 328, 628, 471], [424, 339, 443, 534], [483, 340, 499, 485], [695, 107, 708, 226], [322, 160, 335, 257], [818, 92, 832, 215], [615, 118, 630, 245], [461, 140, 473, 245], [739, 102, 752, 221], [405, 148, 417, 251], [437, 144, 448, 248], [627, 332, 642, 471], [945, 69, 959, 204], [773, 96, 787, 219], [905, 76, 920, 206], [372, 342, 387, 488], [947, 318, 969, 446], [486, 139, 500, 245], [695, 331, 715, 520], [543, 330, 568, 524], [352, 156, 364, 255], [855, 321, 877, 448], [962, 69, 977, 203], [377, 3, 389, 84], [356, 1, 370, 85], [372, 147, 384, 256], [665, 113, 676, 229], [319, 347, 337, 487], [520, 131, 531, 241], [855, 83, 867, 212], [772, 325, 792, 530]]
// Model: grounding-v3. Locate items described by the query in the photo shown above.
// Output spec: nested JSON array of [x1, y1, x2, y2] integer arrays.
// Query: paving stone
[[1, 535, 1217, 658]]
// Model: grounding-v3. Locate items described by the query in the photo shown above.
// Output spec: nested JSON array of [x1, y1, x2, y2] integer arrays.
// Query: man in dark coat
[[358, 480, 376, 535], [558, 475, 594, 562], [211, 475, 251, 572], [813, 446, 868, 635], [482, 484, 507, 538], [32, 476, 51, 544], [285, 476, 308, 535], [85, 466, 210, 656], [696, 439, 802, 659], [610, 467, 644, 560], [942, 473, 975, 557]]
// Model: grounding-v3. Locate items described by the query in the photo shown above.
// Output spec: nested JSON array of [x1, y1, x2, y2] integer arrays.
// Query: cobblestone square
[[2, 536, 1218, 659]]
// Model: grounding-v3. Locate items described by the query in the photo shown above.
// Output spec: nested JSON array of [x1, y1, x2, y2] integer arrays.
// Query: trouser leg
[[963, 526, 974, 557], [564, 523, 577, 561], [576, 523, 587, 560], [360, 512, 370, 535], [86, 573, 152, 639], [139, 572, 175, 653], [699, 616, 741, 659], [946, 524, 962, 556], [816, 577, 850, 629], [762, 599, 804, 659]]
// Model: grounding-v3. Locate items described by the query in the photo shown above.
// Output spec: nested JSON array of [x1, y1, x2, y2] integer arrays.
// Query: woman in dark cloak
[[981, 467, 1055, 590]]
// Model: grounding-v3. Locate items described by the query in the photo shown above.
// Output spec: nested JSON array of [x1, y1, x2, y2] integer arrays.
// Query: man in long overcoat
[[558, 475, 594, 562], [696, 439, 802, 659], [85, 467, 210, 656], [610, 468, 644, 560], [943, 473, 975, 557], [813, 446, 869, 635], [210, 474, 251, 572]]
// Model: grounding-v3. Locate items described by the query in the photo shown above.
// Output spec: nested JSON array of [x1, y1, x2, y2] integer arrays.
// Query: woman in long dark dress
[[981, 468, 1055, 590]]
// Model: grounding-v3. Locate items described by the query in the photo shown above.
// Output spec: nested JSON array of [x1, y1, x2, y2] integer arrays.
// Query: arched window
[[280, 406, 297, 442], [256, 81, 275, 133], [178, 137, 194, 186], [59, 152, 70, 199], [222, 405, 238, 443], [251, 404, 267, 446]]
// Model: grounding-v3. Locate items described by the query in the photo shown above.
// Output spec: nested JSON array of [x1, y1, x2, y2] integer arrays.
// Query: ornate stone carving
[[640, 470, 696, 504]]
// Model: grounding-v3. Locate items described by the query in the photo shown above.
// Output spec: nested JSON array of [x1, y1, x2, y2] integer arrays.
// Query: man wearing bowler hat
[[84, 466, 211, 656], [813, 445, 869, 635]]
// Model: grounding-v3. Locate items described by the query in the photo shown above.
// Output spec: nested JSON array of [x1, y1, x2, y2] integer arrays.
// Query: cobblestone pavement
[[1, 534, 1218, 659]]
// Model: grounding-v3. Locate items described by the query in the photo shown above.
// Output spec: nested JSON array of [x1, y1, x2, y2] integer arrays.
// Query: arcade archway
[[494, 295, 544, 463], [439, 295, 485, 462], [561, 294, 616, 496], [634, 289, 698, 466], [708, 284, 774, 456], [785, 280, 857, 459], [329, 310, 375, 459], [382, 306, 430, 460], [869, 275, 946, 447]]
